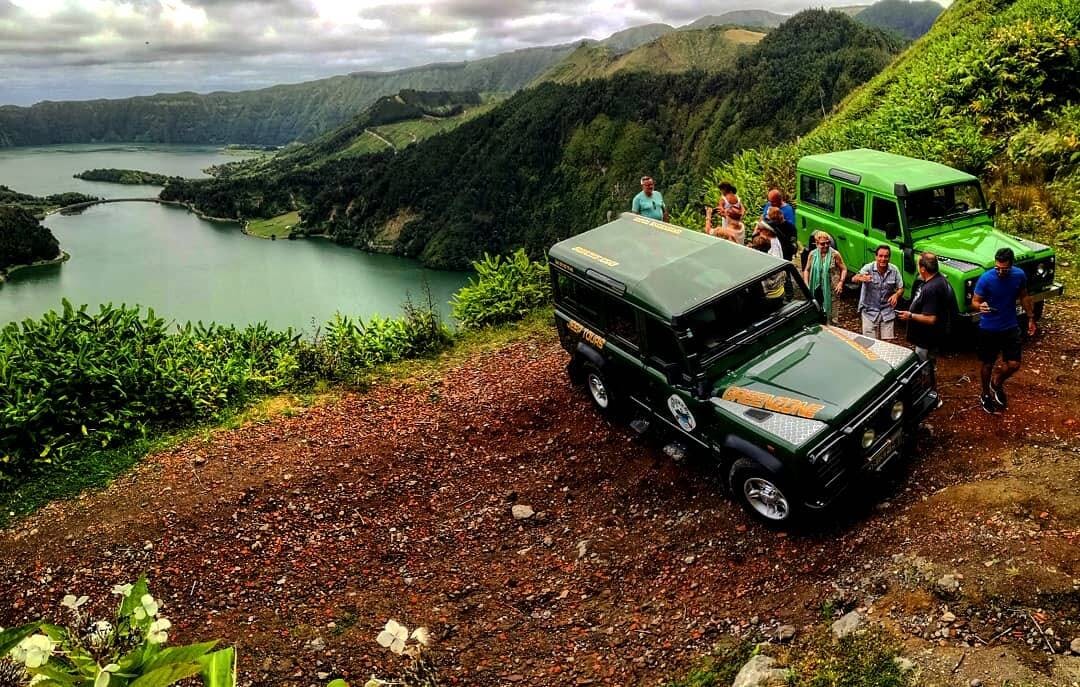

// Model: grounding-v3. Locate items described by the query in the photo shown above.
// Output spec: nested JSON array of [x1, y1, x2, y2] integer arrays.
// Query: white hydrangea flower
[[147, 618, 171, 645], [61, 594, 89, 610], [111, 584, 133, 598], [12, 635, 54, 668], [410, 627, 431, 646], [88, 620, 113, 647], [375, 620, 408, 655], [363, 679, 386, 687], [133, 594, 158, 620]]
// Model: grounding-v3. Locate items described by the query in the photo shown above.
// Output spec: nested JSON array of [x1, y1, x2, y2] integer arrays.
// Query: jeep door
[[798, 174, 848, 268], [640, 316, 711, 447], [867, 196, 908, 293]]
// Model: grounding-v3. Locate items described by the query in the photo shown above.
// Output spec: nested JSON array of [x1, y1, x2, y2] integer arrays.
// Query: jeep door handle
[[837, 235, 846, 241]]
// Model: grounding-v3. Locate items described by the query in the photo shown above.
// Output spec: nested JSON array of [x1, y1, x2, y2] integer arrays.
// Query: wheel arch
[[721, 434, 785, 476], [575, 341, 605, 369]]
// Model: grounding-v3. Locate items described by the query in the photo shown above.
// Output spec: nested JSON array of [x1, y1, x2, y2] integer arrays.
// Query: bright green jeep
[[795, 149, 1062, 323], [549, 213, 939, 525]]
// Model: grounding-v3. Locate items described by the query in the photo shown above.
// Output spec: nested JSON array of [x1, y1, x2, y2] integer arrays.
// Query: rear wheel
[[729, 458, 799, 526], [584, 364, 619, 415]]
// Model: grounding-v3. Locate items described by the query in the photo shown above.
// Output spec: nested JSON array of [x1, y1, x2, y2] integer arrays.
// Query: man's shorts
[[861, 313, 895, 340], [977, 326, 1022, 364]]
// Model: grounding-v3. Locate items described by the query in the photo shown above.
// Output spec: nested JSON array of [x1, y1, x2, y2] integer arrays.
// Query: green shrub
[[0, 301, 295, 478], [451, 249, 551, 329]]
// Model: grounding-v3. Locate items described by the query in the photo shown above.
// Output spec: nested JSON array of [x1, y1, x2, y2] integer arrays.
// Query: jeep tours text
[[796, 149, 1062, 325], [549, 213, 939, 525]]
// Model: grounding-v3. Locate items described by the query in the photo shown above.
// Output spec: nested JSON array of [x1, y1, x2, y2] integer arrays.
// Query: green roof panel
[[548, 213, 783, 321], [798, 148, 977, 196]]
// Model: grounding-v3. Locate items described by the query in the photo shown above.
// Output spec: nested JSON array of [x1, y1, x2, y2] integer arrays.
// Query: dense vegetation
[[74, 168, 175, 185], [855, 0, 944, 39], [0, 206, 61, 272], [163, 12, 902, 268], [0, 185, 97, 217], [365, 90, 482, 126], [691, 0, 1080, 285], [0, 298, 451, 481]]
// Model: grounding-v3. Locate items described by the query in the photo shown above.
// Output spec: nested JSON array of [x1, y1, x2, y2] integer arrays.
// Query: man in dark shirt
[[898, 252, 951, 403], [971, 247, 1036, 413]]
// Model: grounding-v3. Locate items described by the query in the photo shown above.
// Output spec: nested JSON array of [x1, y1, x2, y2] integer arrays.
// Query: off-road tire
[[728, 458, 800, 526], [583, 364, 620, 416]]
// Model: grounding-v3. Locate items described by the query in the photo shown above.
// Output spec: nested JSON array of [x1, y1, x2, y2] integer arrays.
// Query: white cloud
[[0, 0, 879, 104]]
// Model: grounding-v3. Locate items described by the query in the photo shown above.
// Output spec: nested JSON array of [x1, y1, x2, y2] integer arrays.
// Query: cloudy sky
[[3, 0, 873, 105]]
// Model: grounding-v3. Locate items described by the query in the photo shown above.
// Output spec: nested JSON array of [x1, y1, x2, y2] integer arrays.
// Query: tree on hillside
[[0, 206, 61, 270]]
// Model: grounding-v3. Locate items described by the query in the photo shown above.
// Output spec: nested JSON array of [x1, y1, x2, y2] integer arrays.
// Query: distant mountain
[[681, 10, 789, 29], [0, 46, 575, 148], [163, 10, 903, 269], [597, 24, 675, 53], [854, 0, 943, 39], [833, 5, 872, 16], [535, 27, 766, 85]]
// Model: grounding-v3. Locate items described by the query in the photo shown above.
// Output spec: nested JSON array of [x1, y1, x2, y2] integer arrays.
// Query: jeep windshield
[[904, 182, 988, 236], [682, 264, 816, 366]]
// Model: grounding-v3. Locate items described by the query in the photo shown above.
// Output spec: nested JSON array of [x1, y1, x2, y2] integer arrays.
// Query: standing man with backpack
[[898, 252, 952, 403]]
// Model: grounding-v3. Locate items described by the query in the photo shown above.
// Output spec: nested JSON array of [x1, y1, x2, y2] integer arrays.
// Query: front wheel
[[729, 458, 799, 526]]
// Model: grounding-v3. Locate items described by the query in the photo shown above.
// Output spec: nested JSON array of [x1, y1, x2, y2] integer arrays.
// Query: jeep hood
[[712, 325, 914, 424], [914, 224, 1047, 268]]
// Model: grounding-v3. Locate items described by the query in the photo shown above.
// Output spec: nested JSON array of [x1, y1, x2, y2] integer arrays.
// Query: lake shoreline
[[0, 250, 70, 284], [46, 197, 240, 224]]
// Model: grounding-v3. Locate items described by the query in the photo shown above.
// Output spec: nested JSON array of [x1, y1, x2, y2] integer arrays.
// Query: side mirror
[[885, 222, 900, 241], [903, 246, 916, 274], [988, 201, 997, 218]]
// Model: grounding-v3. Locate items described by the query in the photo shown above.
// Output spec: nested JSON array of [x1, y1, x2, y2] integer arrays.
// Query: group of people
[[631, 176, 1037, 414]]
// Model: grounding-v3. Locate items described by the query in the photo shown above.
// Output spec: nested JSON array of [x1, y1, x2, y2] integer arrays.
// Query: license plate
[[867, 431, 902, 471]]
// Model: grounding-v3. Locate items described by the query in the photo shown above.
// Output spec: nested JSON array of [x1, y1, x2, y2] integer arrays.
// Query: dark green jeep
[[796, 149, 1063, 323], [549, 213, 938, 525]]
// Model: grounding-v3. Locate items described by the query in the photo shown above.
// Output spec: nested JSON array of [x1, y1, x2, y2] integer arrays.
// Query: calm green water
[[0, 145, 469, 330]]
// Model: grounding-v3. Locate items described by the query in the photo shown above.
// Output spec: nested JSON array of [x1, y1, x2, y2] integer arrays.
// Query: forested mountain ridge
[[162, 11, 902, 268], [0, 47, 569, 147], [533, 27, 766, 86]]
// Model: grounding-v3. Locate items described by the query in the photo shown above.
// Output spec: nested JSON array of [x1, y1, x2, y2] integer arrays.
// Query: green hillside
[[534, 27, 766, 85], [693, 0, 1079, 283], [855, 0, 944, 39], [162, 10, 902, 268]]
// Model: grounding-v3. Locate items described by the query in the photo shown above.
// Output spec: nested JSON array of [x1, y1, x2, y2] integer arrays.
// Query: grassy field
[[334, 100, 503, 159], [246, 210, 300, 238]]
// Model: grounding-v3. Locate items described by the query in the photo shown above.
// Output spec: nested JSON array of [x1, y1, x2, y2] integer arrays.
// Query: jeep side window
[[800, 175, 835, 212], [871, 196, 901, 237], [644, 317, 683, 367], [603, 296, 640, 348], [555, 272, 602, 325], [840, 187, 865, 224]]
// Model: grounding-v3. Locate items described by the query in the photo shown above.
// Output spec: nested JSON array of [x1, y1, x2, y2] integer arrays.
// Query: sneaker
[[980, 394, 1000, 415], [990, 382, 1008, 409]]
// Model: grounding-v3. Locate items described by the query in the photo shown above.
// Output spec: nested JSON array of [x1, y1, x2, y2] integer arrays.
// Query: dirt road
[[2, 302, 1078, 686]]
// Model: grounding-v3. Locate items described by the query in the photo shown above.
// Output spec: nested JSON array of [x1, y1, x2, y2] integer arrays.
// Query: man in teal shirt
[[632, 176, 668, 221]]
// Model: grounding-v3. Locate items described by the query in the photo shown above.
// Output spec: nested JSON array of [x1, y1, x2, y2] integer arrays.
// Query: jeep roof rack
[[799, 148, 977, 197], [548, 213, 783, 322]]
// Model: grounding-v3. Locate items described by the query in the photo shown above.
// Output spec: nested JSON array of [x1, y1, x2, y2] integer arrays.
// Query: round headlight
[[1035, 262, 1048, 278], [890, 400, 905, 421], [861, 428, 876, 449]]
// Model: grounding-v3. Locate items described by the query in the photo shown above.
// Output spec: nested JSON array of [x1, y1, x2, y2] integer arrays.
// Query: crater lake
[[0, 144, 469, 331]]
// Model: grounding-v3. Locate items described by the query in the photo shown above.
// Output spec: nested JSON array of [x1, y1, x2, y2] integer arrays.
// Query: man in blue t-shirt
[[631, 176, 668, 222], [760, 187, 795, 225], [972, 247, 1036, 414]]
